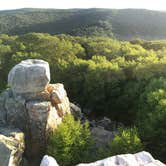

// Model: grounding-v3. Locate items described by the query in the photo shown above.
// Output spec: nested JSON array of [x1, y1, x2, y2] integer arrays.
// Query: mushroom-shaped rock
[[8, 59, 50, 94]]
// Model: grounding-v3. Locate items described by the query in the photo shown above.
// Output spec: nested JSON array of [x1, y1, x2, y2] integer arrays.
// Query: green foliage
[[1, 33, 166, 161], [71, 20, 114, 38], [47, 115, 94, 166], [97, 127, 143, 159], [137, 77, 166, 161], [110, 128, 143, 154], [139, 110, 166, 161], [0, 33, 166, 125]]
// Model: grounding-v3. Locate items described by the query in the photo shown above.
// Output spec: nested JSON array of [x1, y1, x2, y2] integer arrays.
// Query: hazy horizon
[[0, 7, 166, 12], [0, 0, 166, 11]]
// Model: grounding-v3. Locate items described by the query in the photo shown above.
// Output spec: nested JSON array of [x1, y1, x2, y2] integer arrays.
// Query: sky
[[0, 0, 166, 11]]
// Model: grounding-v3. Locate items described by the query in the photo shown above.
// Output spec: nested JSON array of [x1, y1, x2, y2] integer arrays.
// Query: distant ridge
[[1, 8, 166, 40]]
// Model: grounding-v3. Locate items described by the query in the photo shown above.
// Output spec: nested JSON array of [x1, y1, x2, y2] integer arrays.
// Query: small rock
[[55, 97, 70, 115], [0, 125, 25, 166], [50, 84, 67, 104], [89, 120, 97, 127], [91, 126, 116, 147], [97, 117, 111, 129], [40, 155, 59, 166], [70, 102, 83, 119]]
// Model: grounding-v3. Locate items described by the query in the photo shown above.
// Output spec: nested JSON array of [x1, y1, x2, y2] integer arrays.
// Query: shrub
[[47, 115, 94, 166], [97, 127, 143, 159], [110, 127, 143, 155]]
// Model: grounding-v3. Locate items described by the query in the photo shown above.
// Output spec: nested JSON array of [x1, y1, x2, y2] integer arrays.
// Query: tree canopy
[[0, 33, 166, 162]]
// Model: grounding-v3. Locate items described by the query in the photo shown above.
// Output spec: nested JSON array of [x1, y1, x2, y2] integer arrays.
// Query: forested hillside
[[1, 8, 166, 40], [0, 33, 166, 162]]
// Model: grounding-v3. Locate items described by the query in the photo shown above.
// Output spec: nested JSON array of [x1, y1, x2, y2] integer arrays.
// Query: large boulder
[[0, 126, 25, 166], [40, 151, 165, 166], [8, 59, 50, 94], [76, 151, 165, 166]]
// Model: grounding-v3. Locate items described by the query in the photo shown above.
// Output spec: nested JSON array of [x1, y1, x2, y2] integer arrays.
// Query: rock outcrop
[[81, 151, 165, 166], [40, 151, 165, 166], [0, 59, 71, 163], [0, 125, 25, 166], [77, 151, 166, 166]]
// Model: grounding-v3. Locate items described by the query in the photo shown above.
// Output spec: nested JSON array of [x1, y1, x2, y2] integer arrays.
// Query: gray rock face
[[91, 126, 116, 147], [0, 85, 70, 161], [8, 59, 50, 94], [0, 89, 12, 124], [5, 96, 27, 130], [25, 100, 62, 158], [0, 84, 70, 159], [0, 126, 25, 166]]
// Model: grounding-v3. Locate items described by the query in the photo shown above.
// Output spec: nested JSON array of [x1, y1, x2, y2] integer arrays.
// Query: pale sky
[[0, 0, 166, 11]]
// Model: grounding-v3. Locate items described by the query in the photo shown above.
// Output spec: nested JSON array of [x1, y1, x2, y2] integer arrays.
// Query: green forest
[[0, 33, 166, 163], [1, 8, 166, 40]]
